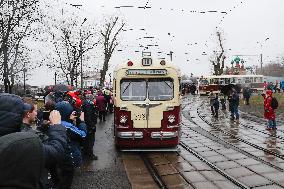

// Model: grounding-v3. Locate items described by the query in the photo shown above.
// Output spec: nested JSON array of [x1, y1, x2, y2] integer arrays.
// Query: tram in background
[[198, 74, 264, 95], [113, 53, 181, 149]]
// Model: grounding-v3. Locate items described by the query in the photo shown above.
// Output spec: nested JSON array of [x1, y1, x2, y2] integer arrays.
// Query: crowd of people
[[0, 87, 113, 189], [208, 86, 279, 130]]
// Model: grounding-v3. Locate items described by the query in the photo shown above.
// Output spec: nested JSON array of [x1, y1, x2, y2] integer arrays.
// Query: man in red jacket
[[96, 90, 107, 122], [263, 90, 276, 130]]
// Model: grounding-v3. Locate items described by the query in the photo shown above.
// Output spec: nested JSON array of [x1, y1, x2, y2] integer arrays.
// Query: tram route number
[[126, 69, 167, 75], [134, 113, 146, 121]]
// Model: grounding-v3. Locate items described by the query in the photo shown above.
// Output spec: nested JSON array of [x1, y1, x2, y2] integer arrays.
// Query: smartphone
[[42, 111, 50, 120]]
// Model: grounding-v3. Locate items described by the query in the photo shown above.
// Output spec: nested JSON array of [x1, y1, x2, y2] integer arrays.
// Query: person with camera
[[0, 93, 67, 189], [54, 101, 87, 189]]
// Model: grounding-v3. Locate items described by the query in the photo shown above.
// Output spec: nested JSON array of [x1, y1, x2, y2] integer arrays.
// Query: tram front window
[[148, 78, 173, 101], [120, 79, 146, 101]]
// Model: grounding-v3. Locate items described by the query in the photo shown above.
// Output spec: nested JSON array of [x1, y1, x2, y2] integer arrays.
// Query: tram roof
[[113, 59, 181, 73]]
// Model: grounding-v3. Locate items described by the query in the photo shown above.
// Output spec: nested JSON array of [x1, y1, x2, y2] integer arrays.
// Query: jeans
[[268, 119, 276, 128], [230, 105, 239, 120]]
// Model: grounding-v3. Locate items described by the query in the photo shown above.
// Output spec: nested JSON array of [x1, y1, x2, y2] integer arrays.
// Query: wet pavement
[[72, 95, 284, 189], [72, 113, 131, 189]]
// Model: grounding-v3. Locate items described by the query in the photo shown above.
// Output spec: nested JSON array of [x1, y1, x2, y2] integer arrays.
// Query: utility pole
[[80, 18, 87, 89], [169, 51, 173, 61], [23, 61, 27, 95], [80, 39, 83, 89], [54, 72, 57, 85], [260, 53, 263, 73]]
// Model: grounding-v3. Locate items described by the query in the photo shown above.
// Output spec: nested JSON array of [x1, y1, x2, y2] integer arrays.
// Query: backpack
[[271, 97, 278, 109]]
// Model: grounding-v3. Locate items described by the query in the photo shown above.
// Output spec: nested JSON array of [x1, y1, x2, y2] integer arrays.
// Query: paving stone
[[149, 156, 170, 165], [191, 181, 219, 189], [162, 174, 193, 189], [254, 185, 284, 189], [247, 164, 279, 174], [238, 175, 271, 187], [190, 161, 212, 171], [165, 154, 184, 164], [194, 146, 211, 152], [183, 171, 207, 183], [200, 171, 226, 181], [206, 155, 228, 163], [182, 154, 202, 162], [131, 173, 160, 189], [224, 153, 248, 160], [155, 164, 178, 176], [263, 172, 284, 183], [216, 148, 237, 154], [174, 162, 196, 172], [199, 150, 219, 157], [225, 167, 254, 178], [213, 180, 241, 189], [235, 158, 261, 166], [215, 161, 240, 169]]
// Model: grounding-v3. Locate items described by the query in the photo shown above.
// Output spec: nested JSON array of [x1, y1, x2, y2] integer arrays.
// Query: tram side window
[[200, 79, 209, 86], [120, 79, 146, 101], [148, 78, 174, 101]]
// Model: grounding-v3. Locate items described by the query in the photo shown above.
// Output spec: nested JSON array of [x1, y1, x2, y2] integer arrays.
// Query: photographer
[[0, 93, 67, 189], [54, 101, 87, 189]]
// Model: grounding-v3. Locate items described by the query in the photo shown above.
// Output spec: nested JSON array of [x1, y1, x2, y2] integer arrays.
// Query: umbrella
[[53, 84, 74, 92]]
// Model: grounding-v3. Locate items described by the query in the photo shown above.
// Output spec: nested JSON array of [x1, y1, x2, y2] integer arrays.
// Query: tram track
[[180, 96, 283, 187], [179, 141, 250, 189], [140, 154, 169, 189], [196, 102, 284, 160], [179, 99, 284, 188]]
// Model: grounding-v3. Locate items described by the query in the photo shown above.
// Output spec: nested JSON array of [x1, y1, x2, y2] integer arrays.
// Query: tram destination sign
[[126, 69, 167, 75]]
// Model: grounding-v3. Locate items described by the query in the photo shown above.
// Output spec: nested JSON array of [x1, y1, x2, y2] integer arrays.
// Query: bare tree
[[39, 3, 99, 87], [210, 31, 226, 76], [100, 16, 125, 86], [0, 0, 39, 93], [257, 63, 284, 77]]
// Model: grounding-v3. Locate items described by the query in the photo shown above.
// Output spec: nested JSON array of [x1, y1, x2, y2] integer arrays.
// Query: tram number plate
[[134, 113, 146, 121]]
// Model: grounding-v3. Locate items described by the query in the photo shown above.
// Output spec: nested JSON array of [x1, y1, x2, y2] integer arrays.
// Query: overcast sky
[[29, 0, 284, 86]]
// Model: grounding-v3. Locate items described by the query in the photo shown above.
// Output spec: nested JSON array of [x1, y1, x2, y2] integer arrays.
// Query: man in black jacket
[[0, 93, 67, 188], [82, 93, 98, 160]]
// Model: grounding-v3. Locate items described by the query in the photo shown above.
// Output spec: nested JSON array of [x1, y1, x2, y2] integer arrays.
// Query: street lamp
[[257, 37, 270, 72], [80, 18, 87, 89]]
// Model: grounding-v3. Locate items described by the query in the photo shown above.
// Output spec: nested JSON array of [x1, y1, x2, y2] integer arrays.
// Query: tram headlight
[[120, 115, 128, 124], [168, 115, 175, 123]]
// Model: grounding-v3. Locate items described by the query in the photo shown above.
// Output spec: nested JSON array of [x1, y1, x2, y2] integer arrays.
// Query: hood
[[0, 93, 24, 137], [266, 90, 273, 96], [55, 101, 73, 121], [0, 132, 44, 189]]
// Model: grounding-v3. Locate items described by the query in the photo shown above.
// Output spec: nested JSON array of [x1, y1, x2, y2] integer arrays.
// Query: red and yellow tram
[[113, 55, 181, 149]]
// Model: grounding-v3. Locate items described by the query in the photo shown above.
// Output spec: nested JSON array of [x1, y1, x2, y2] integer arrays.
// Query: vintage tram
[[113, 55, 181, 149], [198, 74, 264, 95]]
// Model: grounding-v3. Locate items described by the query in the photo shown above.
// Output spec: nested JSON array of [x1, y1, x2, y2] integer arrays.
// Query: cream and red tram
[[113, 57, 181, 149], [198, 75, 264, 95]]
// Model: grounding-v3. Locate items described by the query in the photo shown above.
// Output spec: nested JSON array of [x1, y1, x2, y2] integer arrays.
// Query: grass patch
[[239, 93, 284, 121]]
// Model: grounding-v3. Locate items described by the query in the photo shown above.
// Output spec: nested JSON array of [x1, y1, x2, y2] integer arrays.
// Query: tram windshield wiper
[[164, 81, 172, 89], [122, 82, 132, 94]]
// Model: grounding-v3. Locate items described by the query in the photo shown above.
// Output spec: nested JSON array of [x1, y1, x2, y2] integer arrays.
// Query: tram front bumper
[[117, 131, 143, 139], [151, 131, 178, 139]]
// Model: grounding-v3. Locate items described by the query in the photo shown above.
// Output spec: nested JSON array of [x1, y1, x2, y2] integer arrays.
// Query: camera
[[42, 111, 50, 120], [72, 110, 81, 117]]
